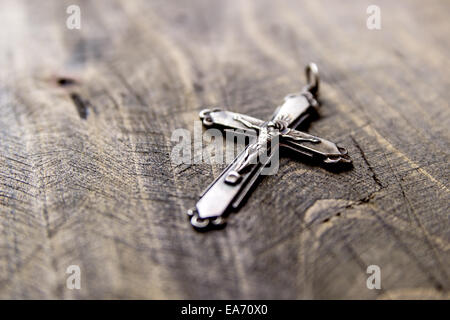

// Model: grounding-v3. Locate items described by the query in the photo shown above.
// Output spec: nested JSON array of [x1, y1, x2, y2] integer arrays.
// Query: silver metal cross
[[187, 63, 352, 230]]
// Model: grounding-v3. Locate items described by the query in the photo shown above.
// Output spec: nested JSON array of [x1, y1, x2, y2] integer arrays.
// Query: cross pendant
[[187, 63, 352, 230]]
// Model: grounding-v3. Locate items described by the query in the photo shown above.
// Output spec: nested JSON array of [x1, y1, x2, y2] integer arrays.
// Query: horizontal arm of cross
[[199, 109, 351, 165], [199, 109, 264, 133]]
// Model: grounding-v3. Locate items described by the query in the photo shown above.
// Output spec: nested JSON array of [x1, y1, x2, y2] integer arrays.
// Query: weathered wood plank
[[0, 0, 448, 299]]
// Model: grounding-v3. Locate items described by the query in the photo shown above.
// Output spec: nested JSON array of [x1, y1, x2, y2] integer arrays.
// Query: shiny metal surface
[[188, 63, 352, 230]]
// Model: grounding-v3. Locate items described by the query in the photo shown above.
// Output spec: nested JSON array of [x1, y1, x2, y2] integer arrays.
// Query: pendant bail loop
[[305, 62, 320, 96]]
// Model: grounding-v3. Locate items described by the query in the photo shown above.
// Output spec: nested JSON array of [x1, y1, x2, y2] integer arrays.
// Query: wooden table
[[0, 0, 448, 299]]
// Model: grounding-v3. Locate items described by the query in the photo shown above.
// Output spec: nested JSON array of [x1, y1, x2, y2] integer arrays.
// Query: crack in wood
[[69, 93, 89, 119]]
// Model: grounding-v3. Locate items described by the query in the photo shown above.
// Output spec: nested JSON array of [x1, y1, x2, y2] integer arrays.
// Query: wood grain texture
[[0, 0, 448, 299]]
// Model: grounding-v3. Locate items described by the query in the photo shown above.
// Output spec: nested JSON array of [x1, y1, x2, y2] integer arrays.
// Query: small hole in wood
[[57, 77, 77, 87]]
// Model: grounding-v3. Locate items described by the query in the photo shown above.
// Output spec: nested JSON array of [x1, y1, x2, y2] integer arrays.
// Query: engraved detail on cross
[[187, 63, 352, 230]]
